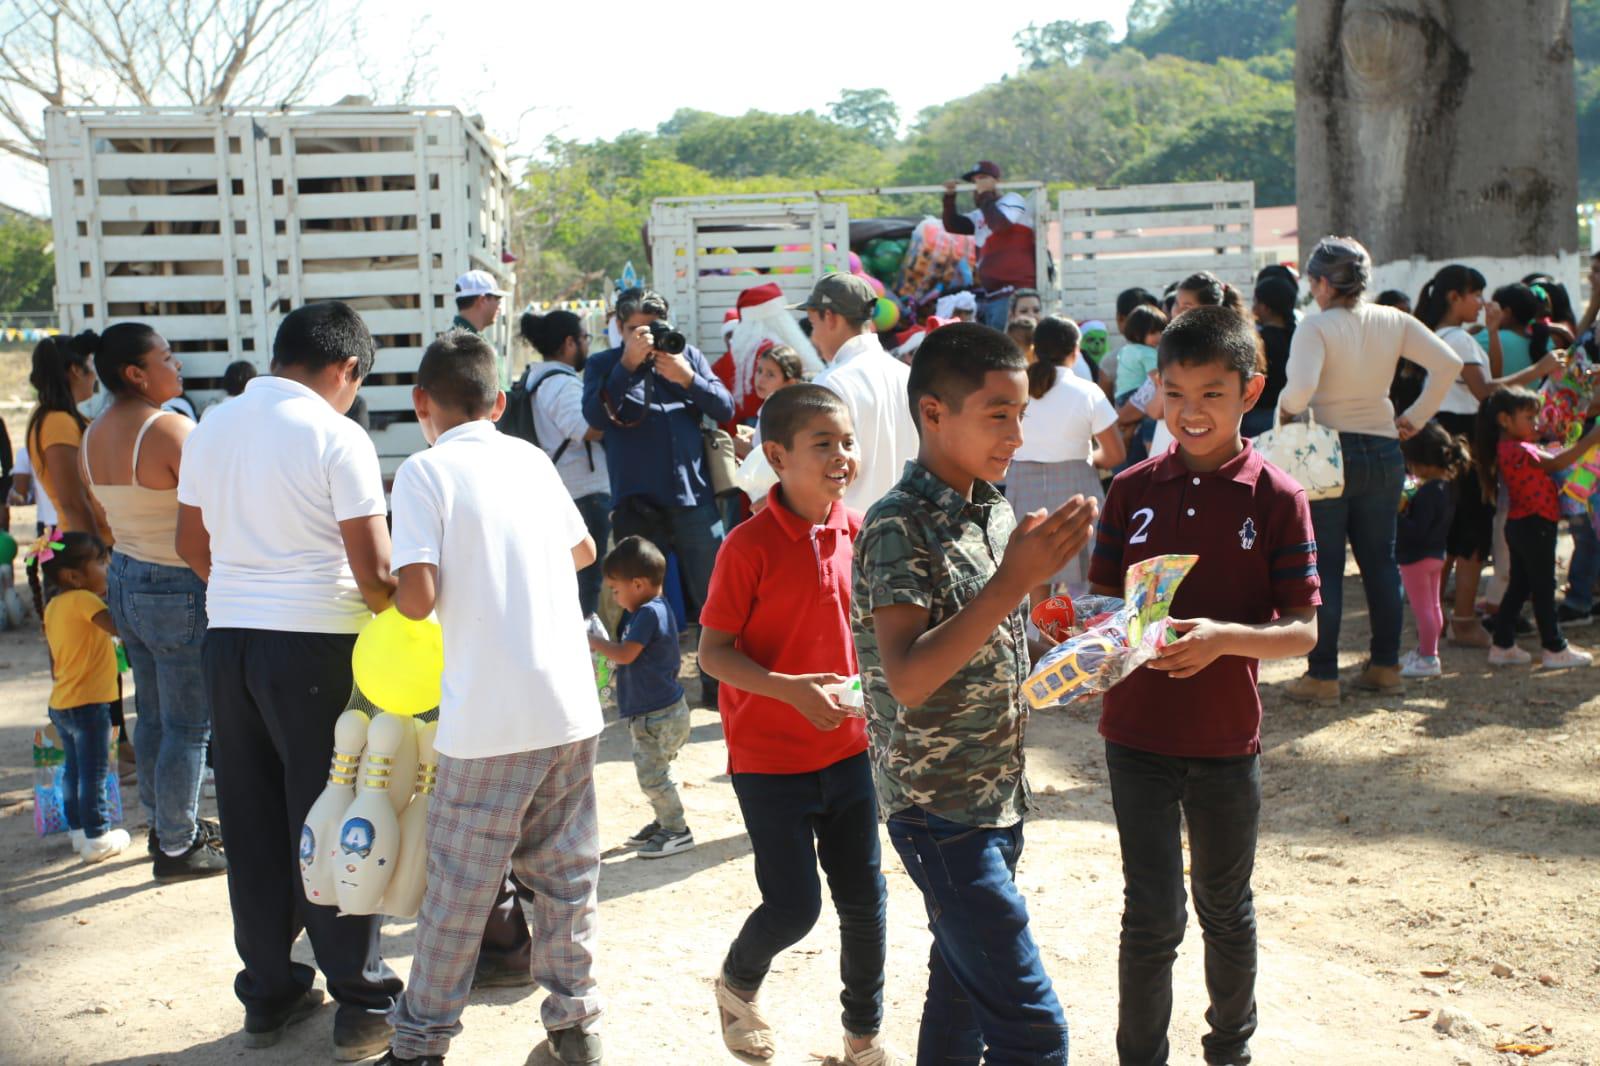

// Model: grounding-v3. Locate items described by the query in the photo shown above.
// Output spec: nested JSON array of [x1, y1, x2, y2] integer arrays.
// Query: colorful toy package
[[1538, 349, 1597, 446], [1023, 554, 1199, 710], [895, 218, 976, 313]]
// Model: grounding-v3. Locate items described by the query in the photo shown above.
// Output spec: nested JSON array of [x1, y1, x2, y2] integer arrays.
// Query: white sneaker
[[1541, 645, 1593, 670], [80, 828, 131, 865], [1487, 644, 1532, 666], [1400, 651, 1441, 678], [67, 829, 86, 855]]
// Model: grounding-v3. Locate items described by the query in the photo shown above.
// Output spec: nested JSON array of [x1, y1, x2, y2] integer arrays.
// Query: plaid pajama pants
[[389, 736, 602, 1058]]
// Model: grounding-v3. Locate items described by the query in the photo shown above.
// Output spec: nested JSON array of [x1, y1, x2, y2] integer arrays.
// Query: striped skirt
[[1005, 458, 1107, 593]]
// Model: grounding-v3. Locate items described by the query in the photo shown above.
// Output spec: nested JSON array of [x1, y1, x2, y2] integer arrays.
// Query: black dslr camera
[[646, 320, 687, 356]]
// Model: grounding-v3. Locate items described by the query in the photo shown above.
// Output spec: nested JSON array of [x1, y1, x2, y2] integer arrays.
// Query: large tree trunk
[[1296, 1, 1578, 298]]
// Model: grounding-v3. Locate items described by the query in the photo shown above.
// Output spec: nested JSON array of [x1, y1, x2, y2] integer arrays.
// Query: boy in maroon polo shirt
[[698, 384, 901, 1066], [1088, 307, 1320, 1066]]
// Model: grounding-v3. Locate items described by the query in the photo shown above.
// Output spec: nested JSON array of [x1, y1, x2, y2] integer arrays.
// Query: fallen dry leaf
[[1404, 1008, 1432, 1021], [1494, 1044, 1554, 1057], [1419, 967, 1450, 977]]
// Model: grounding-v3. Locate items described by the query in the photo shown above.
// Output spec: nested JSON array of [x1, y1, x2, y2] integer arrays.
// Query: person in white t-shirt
[[803, 273, 919, 513], [175, 301, 402, 1059], [1006, 316, 1124, 604], [1415, 264, 1564, 647], [10, 443, 57, 531], [384, 331, 604, 1066]]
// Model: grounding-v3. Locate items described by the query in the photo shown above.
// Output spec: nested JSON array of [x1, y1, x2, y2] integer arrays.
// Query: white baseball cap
[[454, 269, 509, 298]]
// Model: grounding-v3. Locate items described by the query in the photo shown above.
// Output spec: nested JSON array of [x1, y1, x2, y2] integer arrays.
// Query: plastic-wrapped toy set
[[1023, 554, 1198, 710]]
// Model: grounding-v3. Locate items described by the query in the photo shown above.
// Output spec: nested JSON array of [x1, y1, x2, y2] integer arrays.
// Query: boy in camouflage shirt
[[852, 324, 1097, 1064]]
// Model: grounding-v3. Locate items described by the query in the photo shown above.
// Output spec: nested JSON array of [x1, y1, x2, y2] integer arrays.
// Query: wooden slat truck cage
[[1058, 181, 1255, 329], [651, 184, 1054, 359], [45, 104, 513, 476]]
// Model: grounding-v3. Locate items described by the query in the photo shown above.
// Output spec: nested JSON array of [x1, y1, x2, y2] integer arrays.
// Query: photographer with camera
[[583, 287, 735, 705]]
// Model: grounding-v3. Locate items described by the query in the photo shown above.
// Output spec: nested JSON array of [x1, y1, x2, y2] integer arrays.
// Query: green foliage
[[1013, 20, 1117, 68], [512, 11, 1304, 300], [894, 50, 1287, 188], [1127, 0, 1294, 63], [0, 214, 54, 313], [1115, 98, 1295, 206], [829, 89, 899, 147], [667, 109, 878, 180]]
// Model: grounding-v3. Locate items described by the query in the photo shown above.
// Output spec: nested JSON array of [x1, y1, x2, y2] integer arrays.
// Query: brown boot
[[1284, 674, 1340, 704], [1448, 615, 1491, 648], [1354, 662, 1404, 692]]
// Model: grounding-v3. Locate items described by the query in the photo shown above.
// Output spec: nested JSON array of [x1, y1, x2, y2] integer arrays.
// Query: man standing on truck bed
[[453, 269, 508, 334], [942, 161, 1037, 331]]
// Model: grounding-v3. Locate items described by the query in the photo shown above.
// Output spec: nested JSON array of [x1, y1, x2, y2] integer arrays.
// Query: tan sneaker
[[1353, 663, 1404, 692], [1284, 674, 1340, 704]]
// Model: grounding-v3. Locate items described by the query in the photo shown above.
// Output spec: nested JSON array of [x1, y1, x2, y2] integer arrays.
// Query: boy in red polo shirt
[[1088, 307, 1320, 1066], [698, 384, 901, 1066]]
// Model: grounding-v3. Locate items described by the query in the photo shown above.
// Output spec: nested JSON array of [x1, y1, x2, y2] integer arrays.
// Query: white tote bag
[[1255, 410, 1345, 500]]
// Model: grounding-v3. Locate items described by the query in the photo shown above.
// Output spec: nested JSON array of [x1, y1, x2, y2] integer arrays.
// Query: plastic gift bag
[[33, 723, 123, 837], [1023, 554, 1198, 709]]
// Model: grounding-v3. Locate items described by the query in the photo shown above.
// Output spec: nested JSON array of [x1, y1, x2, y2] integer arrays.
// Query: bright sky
[[0, 1, 1132, 214]]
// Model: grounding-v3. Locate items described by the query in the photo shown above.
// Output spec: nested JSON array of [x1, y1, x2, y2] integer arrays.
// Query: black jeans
[[1494, 516, 1566, 652], [205, 629, 402, 1020], [724, 751, 887, 1036], [1105, 741, 1261, 1066]]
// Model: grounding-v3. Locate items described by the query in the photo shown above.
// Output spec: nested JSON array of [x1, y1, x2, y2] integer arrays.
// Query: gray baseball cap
[[790, 272, 877, 319]]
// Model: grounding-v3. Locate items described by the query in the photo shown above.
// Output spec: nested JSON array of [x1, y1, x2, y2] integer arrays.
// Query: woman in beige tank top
[[82, 323, 226, 882]]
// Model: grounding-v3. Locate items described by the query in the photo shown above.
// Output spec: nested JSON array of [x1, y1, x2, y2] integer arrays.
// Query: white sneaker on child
[[80, 828, 131, 865], [1487, 644, 1532, 666], [1399, 651, 1441, 678], [1540, 645, 1593, 670], [67, 829, 86, 855]]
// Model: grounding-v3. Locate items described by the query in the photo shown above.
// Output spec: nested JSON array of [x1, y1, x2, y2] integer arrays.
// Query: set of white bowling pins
[[299, 709, 438, 917]]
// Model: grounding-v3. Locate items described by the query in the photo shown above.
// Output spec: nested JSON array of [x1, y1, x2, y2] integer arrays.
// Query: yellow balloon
[[351, 608, 443, 717]]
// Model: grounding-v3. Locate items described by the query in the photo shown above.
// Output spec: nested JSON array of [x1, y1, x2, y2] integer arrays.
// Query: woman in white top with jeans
[[1006, 316, 1125, 606], [1277, 236, 1462, 703]]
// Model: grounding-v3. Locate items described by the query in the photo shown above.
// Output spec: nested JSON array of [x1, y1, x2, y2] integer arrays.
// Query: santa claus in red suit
[[714, 282, 823, 431]]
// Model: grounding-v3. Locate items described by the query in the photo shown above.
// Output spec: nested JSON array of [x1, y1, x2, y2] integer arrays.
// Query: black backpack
[[498, 365, 575, 462]]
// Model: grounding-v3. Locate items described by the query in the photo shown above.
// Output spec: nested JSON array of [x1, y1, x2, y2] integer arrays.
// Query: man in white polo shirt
[[800, 273, 919, 512], [176, 302, 402, 1061]]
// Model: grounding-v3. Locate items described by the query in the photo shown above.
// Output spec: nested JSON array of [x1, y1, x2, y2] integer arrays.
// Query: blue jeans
[[978, 295, 1012, 331], [572, 491, 612, 618], [108, 552, 211, 851], [48, 703, 115, 837], [1106, 742, 1260, 1066], [887, 807, 1069, 1065], [1307, 433, 1405, 679], [1563, 515, 1599, 612], [667, 498, 725, 626], [726, 752, 887, 1037]]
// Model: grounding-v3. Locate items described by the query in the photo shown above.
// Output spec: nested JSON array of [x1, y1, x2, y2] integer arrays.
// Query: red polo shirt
[[1088, 441, 1320, 758], [700, 488, 868, 774]]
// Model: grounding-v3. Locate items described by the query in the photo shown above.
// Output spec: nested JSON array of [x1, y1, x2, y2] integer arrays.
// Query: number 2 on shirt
[[1128, 507, 1155, 545]]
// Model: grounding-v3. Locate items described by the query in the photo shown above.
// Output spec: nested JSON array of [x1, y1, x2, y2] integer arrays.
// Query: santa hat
[[727, 283, 823, 407], [720, 308, 740, 346]]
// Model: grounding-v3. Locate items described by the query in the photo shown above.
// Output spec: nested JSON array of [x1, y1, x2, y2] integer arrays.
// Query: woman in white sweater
[[1277, 236, 1462, 703]]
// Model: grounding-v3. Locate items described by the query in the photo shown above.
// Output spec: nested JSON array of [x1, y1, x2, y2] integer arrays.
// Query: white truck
[[44, 104, 513, 476], [650, 180, 1256, 360]]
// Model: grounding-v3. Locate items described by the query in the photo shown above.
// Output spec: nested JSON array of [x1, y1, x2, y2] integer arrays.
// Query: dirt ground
[[1, 515, 1597, 1065]]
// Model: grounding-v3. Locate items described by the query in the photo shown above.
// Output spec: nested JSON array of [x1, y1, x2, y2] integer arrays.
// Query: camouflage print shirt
[[852, 460, 1031, 829]]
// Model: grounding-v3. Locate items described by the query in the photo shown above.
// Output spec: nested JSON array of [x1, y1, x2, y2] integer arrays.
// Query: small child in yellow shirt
[[29, 530, 128, 863]]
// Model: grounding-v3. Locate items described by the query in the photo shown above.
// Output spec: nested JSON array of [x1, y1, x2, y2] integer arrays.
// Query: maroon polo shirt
[[1088, 441, 1320, 757], [700, 488, 868, 775]]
